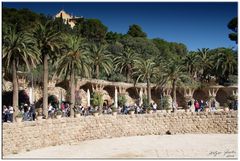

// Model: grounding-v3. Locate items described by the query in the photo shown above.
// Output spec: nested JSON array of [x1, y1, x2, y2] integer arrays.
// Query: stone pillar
[[87, 89, 90, 107], [114, 87, 118, 108], [119, 86, 127, 94], [92, 84, 104, 92], [162, 88, 172, 110], [183, 88, 195, 112], [208, 87, 220, 108], [163, 88, 171, 97]]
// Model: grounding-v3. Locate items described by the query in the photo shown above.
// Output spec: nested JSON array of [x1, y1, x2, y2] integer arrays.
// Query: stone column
[[208, 87, 220, 108], [114, 87, 118, 108], [87, 89, 90, 107], [183, 88, 195, 112], [162, 87, 172, 110]]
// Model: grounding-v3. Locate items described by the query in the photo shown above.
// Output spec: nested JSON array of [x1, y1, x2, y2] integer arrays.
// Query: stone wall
[[2, 111, 238, 156]]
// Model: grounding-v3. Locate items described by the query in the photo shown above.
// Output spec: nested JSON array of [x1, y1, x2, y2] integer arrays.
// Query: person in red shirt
[[194, 100, 200, 112]]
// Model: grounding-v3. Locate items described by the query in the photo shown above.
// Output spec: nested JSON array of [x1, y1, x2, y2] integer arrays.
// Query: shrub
[[160, 96, 171, 110], [56, 109, 62, 115], [91, 92, 104, 107], [142, 94, 149, 108], [146, 106, 152, 111], [118, 94, 127, 107], [111, 106, 117, 112]]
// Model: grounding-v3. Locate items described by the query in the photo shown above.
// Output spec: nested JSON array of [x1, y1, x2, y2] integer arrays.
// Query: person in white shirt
[[8, 106, 14, 122], [153, 103, 157, 112]]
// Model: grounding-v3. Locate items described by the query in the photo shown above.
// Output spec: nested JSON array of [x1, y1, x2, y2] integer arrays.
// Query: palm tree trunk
[[126, 65, 131, 82], [70, 68, 75, 117], [172, 79, 177, 111], [147, 78, 151, 105], [43, 54, 48, 118], [96, 65, 99, 79], [12, 59, 18, 122]]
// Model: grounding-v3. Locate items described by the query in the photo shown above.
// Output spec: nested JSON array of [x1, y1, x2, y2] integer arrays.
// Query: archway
[[126, 87, 139, 100], [35, 95, 59, 110], [2, 90, 30, 108], [216, 89, 228, 106], [176, 89, 186, 108], [193, 89, 208, 101], [151, 87, 160, 105], [103, 85, 115, 99]]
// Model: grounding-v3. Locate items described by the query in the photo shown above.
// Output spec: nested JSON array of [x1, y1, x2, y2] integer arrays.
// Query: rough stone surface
[[2, 111, 238, 156]]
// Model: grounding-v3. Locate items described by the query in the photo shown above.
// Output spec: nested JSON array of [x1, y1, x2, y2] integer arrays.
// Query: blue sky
[[3, 2, 238, 51]]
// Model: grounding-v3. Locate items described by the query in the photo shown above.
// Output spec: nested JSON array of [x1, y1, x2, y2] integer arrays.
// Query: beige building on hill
[[55, 10, 82, 28]]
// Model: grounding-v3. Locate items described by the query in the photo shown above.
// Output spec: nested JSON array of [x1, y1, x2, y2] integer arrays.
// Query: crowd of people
[[2, 103, 36, 122], [74, 102, 158, 116], [2, 98, 238, 123], [2, 105, 14, 122]]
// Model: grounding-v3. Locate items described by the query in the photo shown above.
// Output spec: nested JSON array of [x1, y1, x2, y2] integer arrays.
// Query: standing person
[[8, 106, 14, 122], [2, 105, 8, 122], [153, 103, 157, 112], [23, 104, 29, 121], [194, 100, 200, 112], [200, 100, 205, 112], [187, 100, 192, 110], [48, 103, 54, 118], [61, 103, 66, 117], [172, 101, 177, 112], [29, 104, 36, 121], [211, 100, 216, 112]]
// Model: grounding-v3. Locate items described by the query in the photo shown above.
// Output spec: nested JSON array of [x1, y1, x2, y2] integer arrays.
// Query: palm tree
[[183, 51, 199, 78], [196, 48, 213, 81], [214, 48, 237, 83], [163, 56, 187, 111], [114, 46, 139, 82], [55, 35, 91, 117], [87, 44, 112, 79], [133, 58, 157, 105], [3, 25, 40, 118], [32, 21, 61, 118]]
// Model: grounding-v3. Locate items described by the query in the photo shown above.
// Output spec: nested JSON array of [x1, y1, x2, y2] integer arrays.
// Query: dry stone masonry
[[2, 111, 238, 156]]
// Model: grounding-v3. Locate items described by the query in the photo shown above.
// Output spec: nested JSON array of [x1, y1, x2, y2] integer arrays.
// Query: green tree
[[55, 35, 91, 117], [214, 48, 237, 84], [114, 46, 139, 82], [127, 24, 147, 37], [133, 59, 157, 105], [3, 25, 40, 118], [88, 44, 112, 79], [183, 51, 199, 78], [196, 48, 213, 81], [163, 56, 188, 111], [227, 17, 237, 44], [52, 17, 73, 34], [32, 21, 61, 118], [79, 18, 108, 42], [120, 36, 159, 59], [3, 7, 48, 32], [106, 31, 123, 44]]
